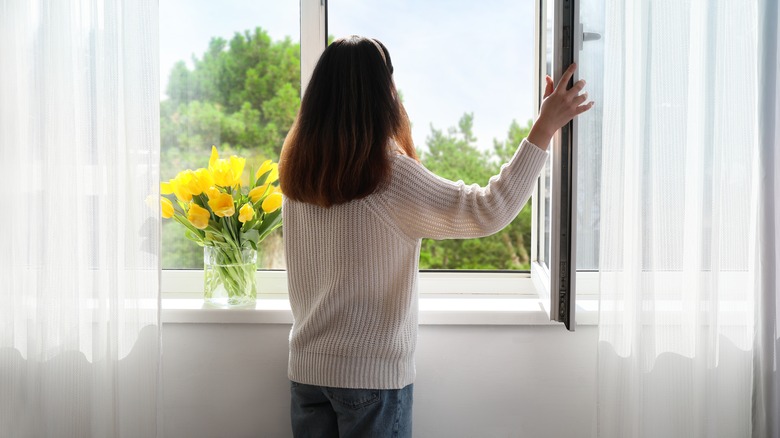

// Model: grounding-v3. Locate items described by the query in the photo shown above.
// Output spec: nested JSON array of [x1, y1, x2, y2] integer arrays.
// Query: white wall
[[162, 323, 598, 438]]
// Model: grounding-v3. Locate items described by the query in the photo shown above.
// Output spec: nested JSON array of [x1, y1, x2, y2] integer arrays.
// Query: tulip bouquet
[[160, 146, 283, 306]]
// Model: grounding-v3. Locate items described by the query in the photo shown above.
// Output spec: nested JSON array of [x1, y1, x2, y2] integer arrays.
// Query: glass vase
[[203, 246, 257, 307]]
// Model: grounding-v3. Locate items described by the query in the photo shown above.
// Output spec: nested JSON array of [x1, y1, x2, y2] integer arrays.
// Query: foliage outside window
[[419, 115, 535, 269]]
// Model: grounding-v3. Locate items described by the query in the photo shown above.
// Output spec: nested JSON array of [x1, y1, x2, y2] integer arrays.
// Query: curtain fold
[[0, 0, 161, 436], [753, 1, 779, 436], [597, 0, 769, 436]]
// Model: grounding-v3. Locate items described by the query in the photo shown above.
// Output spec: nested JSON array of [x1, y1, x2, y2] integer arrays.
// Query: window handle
[[578, 31, 602, 51], [583, 31, 602, 42]]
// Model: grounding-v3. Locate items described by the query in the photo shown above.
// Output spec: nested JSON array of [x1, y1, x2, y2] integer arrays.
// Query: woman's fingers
[[575, 101, 595, 114], [543, 75, 554, 98], [536, 61, 593, 131], [557, 63, 577, 90], [571, 79, 586, 93], [573, 92, 588, 105]]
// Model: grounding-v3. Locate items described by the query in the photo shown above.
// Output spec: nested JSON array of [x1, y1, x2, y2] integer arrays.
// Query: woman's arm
[[380, 140, 548, 240], [377, 63, 592, 240]]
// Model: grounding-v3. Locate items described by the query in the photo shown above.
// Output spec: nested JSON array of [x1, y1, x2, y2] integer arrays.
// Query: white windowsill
[[161, 270, 599, 326], [161, 295, 599, 326]]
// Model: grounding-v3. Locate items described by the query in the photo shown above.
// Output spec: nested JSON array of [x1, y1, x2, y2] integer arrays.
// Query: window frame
[[535, 0, 607, 319], [161, 269, 600, 298], [530, 0, 552, 312], [532, 0, 594, 331], [300, 0, 327, 94], [159, 0, 601, 309]]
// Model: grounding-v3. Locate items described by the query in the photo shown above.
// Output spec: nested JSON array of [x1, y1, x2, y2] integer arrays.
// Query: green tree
[[491, 119, 535, 268], [161, 28, 300, 269], [418, 115, 535, 270]]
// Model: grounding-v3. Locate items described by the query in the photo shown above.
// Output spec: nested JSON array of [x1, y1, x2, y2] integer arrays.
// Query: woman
[[279, 35, 592, 437]]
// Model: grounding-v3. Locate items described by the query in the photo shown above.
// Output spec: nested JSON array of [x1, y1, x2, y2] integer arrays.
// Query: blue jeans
[[290, 381, 413, 438]]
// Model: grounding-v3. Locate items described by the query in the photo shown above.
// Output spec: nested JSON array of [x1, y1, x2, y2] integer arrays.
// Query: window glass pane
[[537, 0, 604, 271], [542, 155, 552, 267], [159, 0, 299, 269], [330, 0, 536, 270], [575, 0, 605, 270], [538, 0, 554, 269]]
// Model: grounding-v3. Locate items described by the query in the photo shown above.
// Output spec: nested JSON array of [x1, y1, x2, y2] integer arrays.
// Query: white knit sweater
[[283, 139, 548, 389]]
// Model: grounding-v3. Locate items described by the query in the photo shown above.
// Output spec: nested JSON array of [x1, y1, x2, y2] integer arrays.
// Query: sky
[[159, 0, 536, 152]]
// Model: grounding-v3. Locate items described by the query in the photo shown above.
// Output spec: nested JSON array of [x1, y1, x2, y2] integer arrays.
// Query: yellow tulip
[[238, 203, 255, 223], [161, 181, 174, 195], [161, 197, 174, 219], [229, 156, 246, 184], [261, 192, 282, 213], [209, 161, 232, 187], [184, 170, 203, 194], [208, 192, 236, 217], [172, 170, 202, 201], [208, 146, 245, 188], [209, 145, 219, 168], [249, 183, 271, 203], [194, 168, 214, 194], [265, 163, 279, 184], [187, 203, 210, 230], [171, 184, 191, 202], [255, 160, 273, 180], [205, 186, 221, 200]]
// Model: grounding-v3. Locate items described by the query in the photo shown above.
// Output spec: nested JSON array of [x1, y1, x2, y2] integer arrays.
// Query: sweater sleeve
[[380, 138, 549, 240]]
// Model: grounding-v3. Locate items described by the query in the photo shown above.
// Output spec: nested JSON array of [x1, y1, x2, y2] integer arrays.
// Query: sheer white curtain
[[754, 1, 780, 436], [0, 1, 161, 436], [597, 0, 774, 437]]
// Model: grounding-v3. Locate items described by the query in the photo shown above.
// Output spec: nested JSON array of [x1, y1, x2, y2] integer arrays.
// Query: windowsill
[[161, 269, 600, 326], [161, 295, 599, 326]]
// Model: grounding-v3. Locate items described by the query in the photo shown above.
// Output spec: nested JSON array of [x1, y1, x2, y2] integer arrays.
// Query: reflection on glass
[[331, 0, 536, 270], [159, 1, 299, 269]]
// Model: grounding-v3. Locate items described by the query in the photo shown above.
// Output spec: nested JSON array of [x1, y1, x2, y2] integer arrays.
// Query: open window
[[532, 0, 604, 330]]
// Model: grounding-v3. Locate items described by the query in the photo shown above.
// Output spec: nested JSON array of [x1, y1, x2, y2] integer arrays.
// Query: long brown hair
[[279, 36, 417, 207]]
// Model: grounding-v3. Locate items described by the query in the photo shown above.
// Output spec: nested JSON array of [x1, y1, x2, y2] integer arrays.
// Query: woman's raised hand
[[527, 63, 594, 149]]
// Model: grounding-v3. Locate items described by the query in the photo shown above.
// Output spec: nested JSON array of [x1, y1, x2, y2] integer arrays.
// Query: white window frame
[[300, 0, 327, 95], [530, 0, 553, 309], [159, 0, 601, 313]]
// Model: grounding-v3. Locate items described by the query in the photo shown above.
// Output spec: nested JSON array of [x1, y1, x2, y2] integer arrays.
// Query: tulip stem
[[204, 245, 256, 301]]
